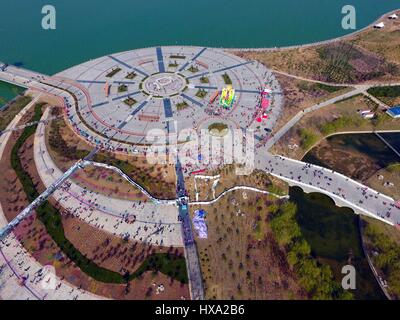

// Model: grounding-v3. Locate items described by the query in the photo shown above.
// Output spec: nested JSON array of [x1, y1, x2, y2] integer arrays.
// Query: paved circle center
[[142, 73, 186, 97]]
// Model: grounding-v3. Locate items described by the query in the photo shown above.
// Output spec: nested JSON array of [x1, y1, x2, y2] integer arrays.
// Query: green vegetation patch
[[270, 202, 352, 300], [208, 122, 228, 132], [195, 89, 207, 99], [298, 82, 347, 94], [169, 61, 179, 68], [367, 86, 400, 99], [222, 73, 232, 85], [170, 55, 186, 60], [319, 116, 364, 136], [387, 162, 400, 173], [132, 253, 188, 283], [299, 128, 319, 150], [106, 68, 121, 78], [0, 95, 32, 131], [364, 220, 400, 298], [176, 101, 188, 111], [118, 84, 128, 93], [124, 98, 137, 106], [125, 72, 137, 79], [200, 76, 209, 84], [314, 83, 347, 93], [188, 66, 199, 73]]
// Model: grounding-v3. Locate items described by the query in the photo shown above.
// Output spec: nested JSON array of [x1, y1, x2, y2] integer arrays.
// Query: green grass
[[319, 116, 364, 136], [270, 201, 353, 300], [195, 89, 207, 99], [297, 82, 347, 94], [367, 86, 400, 99], [170, 55, 186, 59], [314, 83, 347, 93], [118, 84, 128, 93], [0, 95, 32, 131], [125, 72, 136, 80], [11, 105, 188, 284], [106, 68, 121, 78], [188, 66, 199, 73], [387, 162, 400, 173], [176, 101, 188, 111], [200, 76, 209, 84], [123, 98, 137, 106], [299, 128, 319, 150], [222, 73, 232, 85]]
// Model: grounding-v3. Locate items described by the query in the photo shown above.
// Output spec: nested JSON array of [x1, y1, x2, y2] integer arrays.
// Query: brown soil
[[235, 16, 400, 84], [191, 191, 305, 300], [272, 74, 351, 133], [184, 164, 288, 202]]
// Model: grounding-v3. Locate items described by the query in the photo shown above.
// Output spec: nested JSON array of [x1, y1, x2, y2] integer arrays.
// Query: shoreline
[[1, 9, 399, 79], [226, 8, 400, 52]]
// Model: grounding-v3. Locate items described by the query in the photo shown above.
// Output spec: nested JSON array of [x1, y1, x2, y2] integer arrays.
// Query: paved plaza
[[57, 46, 283, 150]]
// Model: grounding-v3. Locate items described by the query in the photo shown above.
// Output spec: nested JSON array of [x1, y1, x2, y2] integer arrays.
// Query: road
[[175, 158, 204, 300]]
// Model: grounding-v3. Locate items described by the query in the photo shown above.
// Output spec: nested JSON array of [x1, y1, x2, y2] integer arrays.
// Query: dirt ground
[[367, 167, 400, 200], [191, 190, 305, 300], [272, 74, 351, 134], [184, 164, 288, 202], [300, 138, 384, 183]]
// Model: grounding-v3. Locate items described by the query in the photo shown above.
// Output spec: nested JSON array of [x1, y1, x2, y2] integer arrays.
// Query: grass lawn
[[200, 76, 209, 84], [367, 85, 400, 106], [188, 66, 199, 73], [195, 89, 207, 99], [118, 84, 128, 93], [222, 73, 232, 85], [208, 122, 228, 132], [123, 98, 137, 106], [125, 72, 136, 79], [170, 55, 186, 59], [0, 95, 32, 131], [176, 101, 188, 111], [106, 68, 121, 78]]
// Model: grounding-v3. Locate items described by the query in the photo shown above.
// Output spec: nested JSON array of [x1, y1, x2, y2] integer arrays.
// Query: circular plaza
[[57, 46, 283, 152]]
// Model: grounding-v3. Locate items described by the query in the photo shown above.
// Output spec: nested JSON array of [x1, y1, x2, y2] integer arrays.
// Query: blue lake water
[[0, 81, 25, 109], [0, 0, 399, 75]]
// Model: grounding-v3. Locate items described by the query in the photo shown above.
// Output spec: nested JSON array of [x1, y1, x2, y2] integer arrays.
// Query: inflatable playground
[[256, 87, 271, 123], [219, 85, 235, 109]]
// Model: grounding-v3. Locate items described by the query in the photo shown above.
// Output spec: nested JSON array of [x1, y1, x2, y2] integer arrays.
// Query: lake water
[[0, 0, 399, 75], [290, 186, 385, 300], [0, 81, 25, 109]]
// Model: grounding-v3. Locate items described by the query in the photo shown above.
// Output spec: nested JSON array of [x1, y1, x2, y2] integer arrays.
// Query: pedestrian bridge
[[259, 154, 400, 226]]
